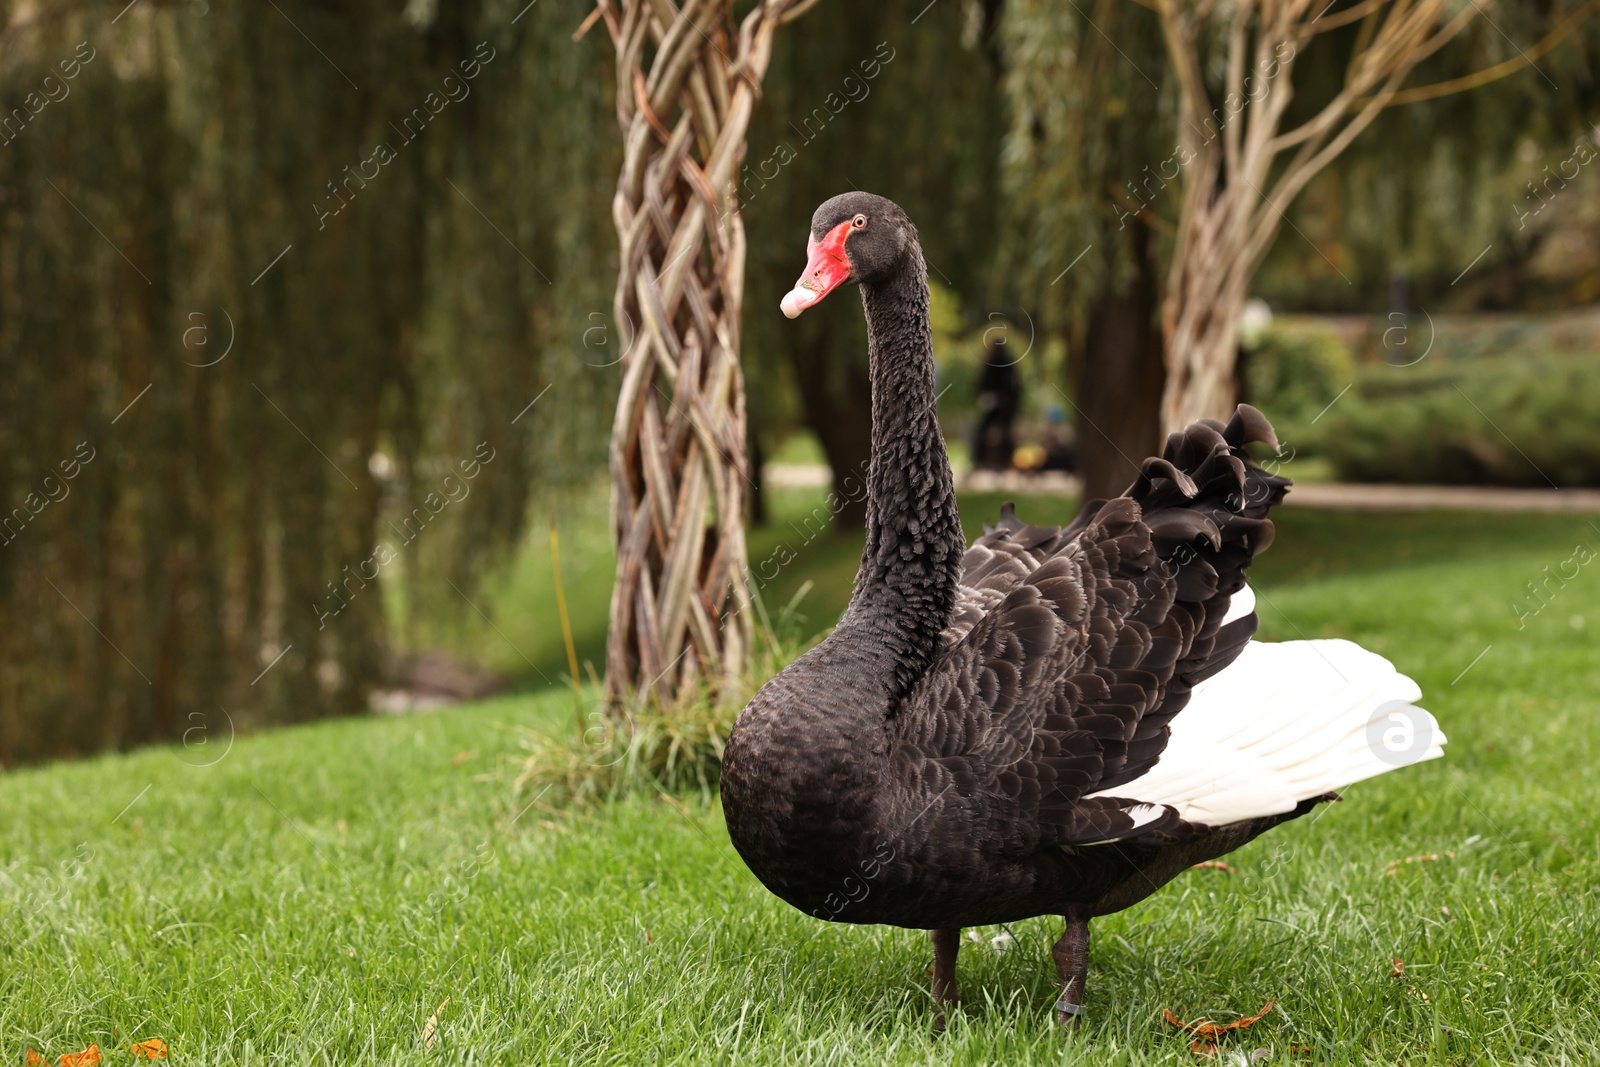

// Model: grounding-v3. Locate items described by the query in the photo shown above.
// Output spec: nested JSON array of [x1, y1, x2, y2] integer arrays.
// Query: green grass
[[4, 502, 1600, 1064]]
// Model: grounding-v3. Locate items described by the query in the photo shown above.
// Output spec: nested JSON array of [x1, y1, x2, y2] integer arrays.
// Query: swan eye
[[852, 214, 867, 229]]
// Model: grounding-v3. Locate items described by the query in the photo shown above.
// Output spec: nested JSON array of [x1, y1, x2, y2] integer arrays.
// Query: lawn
[[3, 491, 1599, 1065]]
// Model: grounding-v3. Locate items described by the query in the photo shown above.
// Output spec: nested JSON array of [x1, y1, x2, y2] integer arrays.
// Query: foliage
[[1244, 322, 1356, 428], [4, 508, 1599, 1061], [1255, 2, 1600, 310], [0, 0, 615, 765], [1321, 353, 1600, 486], [996, 0, 1171, 332]]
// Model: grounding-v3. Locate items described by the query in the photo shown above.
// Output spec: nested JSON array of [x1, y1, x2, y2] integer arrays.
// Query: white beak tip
[[780, 288, 808, 319]]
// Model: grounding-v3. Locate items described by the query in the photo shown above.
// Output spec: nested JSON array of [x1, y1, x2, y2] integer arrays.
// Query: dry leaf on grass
[[450, 750, 478, 766], [57, 1046, 100, 1067], [1164, 999, 1276, 1049], [1191, 861, 1239, 874], [26, 1050, 47, 1067], [130, 1038, 168, 1059], [1384, 852, 1453, 876], [421, 997, 450, 1048], [1389, 957, 1405, 978]]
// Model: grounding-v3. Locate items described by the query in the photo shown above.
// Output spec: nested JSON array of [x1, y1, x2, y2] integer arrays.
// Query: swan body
[[721, 192, 1444, 1025]]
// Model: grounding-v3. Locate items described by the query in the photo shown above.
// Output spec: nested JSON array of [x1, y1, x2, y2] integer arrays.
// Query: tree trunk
[[601, 0, 811, 709], [1153, 0, 1473, 434], [1161, 248, 1249, 430], [1076, 219, 1165, 501]]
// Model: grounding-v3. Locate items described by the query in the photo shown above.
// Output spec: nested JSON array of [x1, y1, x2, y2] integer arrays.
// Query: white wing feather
[[1087, 588, 1445, 826]]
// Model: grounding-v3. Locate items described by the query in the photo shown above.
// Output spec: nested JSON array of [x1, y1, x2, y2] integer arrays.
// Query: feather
[[1087, 640, 1444, 826]]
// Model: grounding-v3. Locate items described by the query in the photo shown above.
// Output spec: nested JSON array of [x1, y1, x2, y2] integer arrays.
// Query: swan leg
[[930, 927, 961, 1027], [1052, 915, 1090, 1029]]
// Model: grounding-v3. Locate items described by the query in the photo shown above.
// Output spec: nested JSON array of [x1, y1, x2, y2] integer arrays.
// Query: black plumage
[[722, 192, 1305, 1026]]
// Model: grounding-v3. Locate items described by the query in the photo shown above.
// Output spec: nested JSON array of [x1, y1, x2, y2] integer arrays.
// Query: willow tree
[[1000, 0, 1172, 500], [1154, 0, 1599, 430], [1254, 3, 1600, 313], [0, 0, 615, 766], [741, 0, 1006, 528], [597, 0, 815, 708]]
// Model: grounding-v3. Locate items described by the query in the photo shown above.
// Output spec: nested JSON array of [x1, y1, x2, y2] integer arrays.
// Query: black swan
[[721, 191, 1444, 1028]]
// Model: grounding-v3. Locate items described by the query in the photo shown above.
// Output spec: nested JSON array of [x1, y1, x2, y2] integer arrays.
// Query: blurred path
[[765, 464, 1600, 513]]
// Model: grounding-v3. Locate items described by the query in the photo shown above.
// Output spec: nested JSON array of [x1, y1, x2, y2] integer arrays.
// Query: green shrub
[[1321, 355, 1600, 486], [1245, 322, 1356, 426]]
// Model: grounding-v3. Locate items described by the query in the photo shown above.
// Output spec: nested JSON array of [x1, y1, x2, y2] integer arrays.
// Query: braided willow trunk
[[600, 0, 813, 708]]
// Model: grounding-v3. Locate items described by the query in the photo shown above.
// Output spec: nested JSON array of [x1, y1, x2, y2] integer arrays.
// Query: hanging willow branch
[[1152, 0, 1589, 432], [597, 0, 810, 710]]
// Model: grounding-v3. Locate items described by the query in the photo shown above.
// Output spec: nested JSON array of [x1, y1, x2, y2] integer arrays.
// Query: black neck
[[833, 242, 964, 701]]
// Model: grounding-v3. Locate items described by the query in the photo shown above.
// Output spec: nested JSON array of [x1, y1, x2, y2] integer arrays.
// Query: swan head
[[781, 192, 914, 318]]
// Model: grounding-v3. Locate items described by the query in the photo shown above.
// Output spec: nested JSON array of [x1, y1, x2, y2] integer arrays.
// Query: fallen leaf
[[450, 750, 478, 766], [1191, 861, 1239, 874], [27, 1050, 47, 1067], [421, 996, 450, 1048], [1384, 852, 1454, 876], [58, 1046, 100, 1067], [1389, 957, 1404, 979], [1164, 999, 1276, 1040], [130, 1039, 168, 1059]]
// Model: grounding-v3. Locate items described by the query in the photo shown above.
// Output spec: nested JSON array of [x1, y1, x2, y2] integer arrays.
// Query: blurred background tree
[[0, 0, 614, 764], [999, 0, 1170, 500]]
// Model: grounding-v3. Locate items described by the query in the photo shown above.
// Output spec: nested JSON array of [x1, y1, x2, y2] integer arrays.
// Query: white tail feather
[[1087, 605, 1445, 826], [1219, 583, 1256, 627]]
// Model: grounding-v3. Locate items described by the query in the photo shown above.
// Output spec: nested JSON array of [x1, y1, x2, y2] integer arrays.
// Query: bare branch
[[1373, 0, 1600, 107], [1299, 0, 1387, 37]]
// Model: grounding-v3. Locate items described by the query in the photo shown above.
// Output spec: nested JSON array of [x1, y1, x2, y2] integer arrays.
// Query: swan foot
[[1052, 914, 1090, 1031], [930, 927, 961, 1030]]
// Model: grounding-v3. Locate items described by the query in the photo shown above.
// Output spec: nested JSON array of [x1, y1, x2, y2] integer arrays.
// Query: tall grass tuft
[[514, 585, 822, 805]]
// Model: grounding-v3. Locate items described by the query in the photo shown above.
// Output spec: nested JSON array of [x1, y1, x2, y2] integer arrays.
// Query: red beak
[[781, 220, 853, 319]]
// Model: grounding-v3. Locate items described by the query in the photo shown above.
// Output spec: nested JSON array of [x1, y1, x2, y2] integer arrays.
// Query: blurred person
[[970, 336, 1021, 471]]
